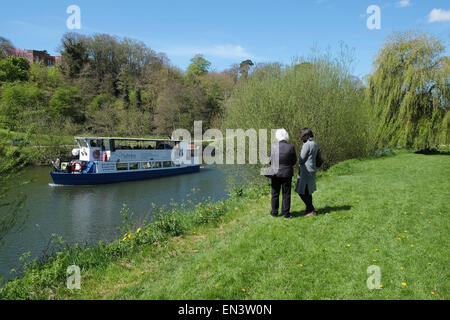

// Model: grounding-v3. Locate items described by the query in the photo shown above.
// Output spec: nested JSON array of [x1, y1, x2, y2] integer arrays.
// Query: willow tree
[[367, 31, 449, 150]]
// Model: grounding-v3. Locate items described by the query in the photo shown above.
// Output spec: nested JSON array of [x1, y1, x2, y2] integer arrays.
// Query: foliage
[[367, 31, 449, 150], [0, 130, 31, 245], [223, 46, 372, 168], [0, 82, 46, 131], [0, 57, 30, 83], [0, 37, 14, 58], [185, 54, 211, 84], [239, 59, 254, 79], [48, 87, 82, 120]]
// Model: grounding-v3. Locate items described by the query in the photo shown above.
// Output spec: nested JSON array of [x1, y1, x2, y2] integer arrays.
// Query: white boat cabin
[[72, 137, 200, 173]]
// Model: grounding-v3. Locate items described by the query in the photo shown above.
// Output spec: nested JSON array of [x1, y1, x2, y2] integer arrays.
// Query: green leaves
[[0, 56, 30, 83], [368, 31, 449, 150]]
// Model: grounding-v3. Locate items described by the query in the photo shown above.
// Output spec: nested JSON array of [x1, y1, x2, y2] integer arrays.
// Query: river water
[[0, 165, 249, 282]]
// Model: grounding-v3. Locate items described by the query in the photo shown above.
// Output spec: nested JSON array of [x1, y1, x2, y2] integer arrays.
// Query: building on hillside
[[8, 48, 61, 67]]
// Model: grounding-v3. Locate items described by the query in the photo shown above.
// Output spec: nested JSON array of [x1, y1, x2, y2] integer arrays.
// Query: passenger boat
[[50, 137, 200, 185]]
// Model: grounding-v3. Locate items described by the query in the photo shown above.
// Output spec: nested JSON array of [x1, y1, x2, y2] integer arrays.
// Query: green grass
[[1, 150, 449, 299], [59, 151, 449, 300]]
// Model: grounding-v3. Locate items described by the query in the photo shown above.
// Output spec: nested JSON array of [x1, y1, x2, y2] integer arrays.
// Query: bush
[[0, 83, 46, 130], [223, 46, 373, 169]]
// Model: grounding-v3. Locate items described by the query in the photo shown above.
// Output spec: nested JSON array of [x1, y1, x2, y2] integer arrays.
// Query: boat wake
[[48, 183, 66, 187]]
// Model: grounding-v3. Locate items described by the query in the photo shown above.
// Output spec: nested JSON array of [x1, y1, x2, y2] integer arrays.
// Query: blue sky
[[1, 0, 449, 78]]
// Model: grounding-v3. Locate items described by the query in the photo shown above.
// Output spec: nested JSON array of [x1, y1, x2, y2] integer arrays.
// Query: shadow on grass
[[415, 149, 450, 156], [291, 205, 352, 218]]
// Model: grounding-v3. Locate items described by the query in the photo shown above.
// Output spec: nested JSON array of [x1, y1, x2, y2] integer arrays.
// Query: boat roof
[[75, 137, 182, 143]]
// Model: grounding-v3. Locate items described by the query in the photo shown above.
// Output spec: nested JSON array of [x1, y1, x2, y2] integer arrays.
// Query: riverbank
[[1, 150, 448, 299]]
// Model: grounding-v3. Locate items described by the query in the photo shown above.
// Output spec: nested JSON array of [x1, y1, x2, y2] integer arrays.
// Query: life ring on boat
[[72, 161, 82, 172], [93, 150, 101, 159]]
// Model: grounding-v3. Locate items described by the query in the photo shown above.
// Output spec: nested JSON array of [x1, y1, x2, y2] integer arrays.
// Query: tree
[[185, 54, 211, 84], [135, 88, 142, 112], [48, 86, 82, 122], [59, 33, 89, 78], [367, 31, 449, 150], [0, 83, 46, 130], [0, 56, 30, 83], [223, 51, 370, 167], [239, 59, 254, 79], [0, 36, 14, 58]]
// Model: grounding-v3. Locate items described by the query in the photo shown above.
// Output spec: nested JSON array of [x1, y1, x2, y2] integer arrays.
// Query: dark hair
[[301, 128, 314, 138]]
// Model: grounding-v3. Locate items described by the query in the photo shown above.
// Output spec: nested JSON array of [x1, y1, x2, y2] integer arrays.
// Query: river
[[0, 165, 250, 282]]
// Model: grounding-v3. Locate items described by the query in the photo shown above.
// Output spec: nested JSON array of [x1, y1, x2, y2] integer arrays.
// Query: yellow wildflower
[[402, 282, 407, 287]]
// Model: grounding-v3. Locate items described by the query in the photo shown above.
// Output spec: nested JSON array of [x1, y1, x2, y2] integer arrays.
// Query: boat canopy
[[75, 137, 183, 143]]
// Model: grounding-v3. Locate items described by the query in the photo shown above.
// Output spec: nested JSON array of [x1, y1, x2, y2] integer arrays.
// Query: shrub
[[223, 46, 373, 169]]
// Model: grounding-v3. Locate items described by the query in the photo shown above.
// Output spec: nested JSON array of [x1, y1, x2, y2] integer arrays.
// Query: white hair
[[275, 129, 289, 142]]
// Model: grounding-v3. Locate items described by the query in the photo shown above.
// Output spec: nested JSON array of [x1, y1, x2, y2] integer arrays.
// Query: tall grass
[[223, 47, 374, 168]]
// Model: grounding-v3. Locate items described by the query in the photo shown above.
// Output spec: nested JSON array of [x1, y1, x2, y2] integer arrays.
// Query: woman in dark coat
[[295, 128, 319, 217], [269, 129, 297, 219]]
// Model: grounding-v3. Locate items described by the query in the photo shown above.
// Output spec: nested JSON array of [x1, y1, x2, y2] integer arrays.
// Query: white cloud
[[163, 44, 255, 59], [428, 8, 450, 23], [396, 0, 411, 8]]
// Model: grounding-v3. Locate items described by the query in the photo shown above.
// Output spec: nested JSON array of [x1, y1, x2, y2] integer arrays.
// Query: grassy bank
[[1, 150, 449, 299]]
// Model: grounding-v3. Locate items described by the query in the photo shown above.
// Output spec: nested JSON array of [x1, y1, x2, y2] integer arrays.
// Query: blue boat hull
[[50, 165, 200, 185]]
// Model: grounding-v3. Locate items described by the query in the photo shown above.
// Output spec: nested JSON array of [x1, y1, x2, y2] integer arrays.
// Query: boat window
[[142, 162, 152, 169], [156, 141, 173, 150], [129, 163, 139, 170], [109, 140, 116, 152], [144, 141, 156, 149], [153, 162, 162, 168], [90, 139, 105, 150], [163, 161, 172, 168], [116, 163, 128, 171], [78, 139, 88, 148]]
